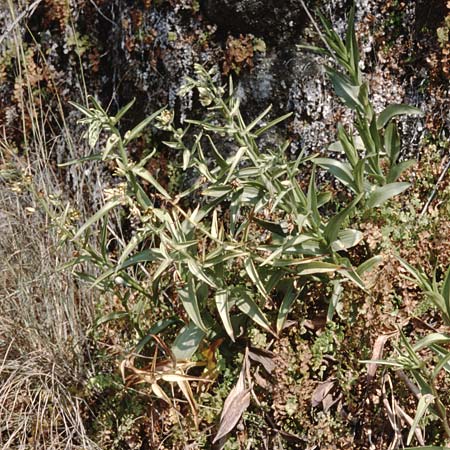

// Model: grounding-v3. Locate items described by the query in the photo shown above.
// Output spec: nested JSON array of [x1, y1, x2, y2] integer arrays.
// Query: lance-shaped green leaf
[[331, 229, 363, 251], [132, 166, 171, 199], [124, 106, 166, 143], [112, 98, 135, 124], [254, 112, 293, 137], [344, 5, 361, 83], [443, 266, 450, 319], [337, 124, 359, 167], [366, 182, 410, 209], [202, 185, 233, 198], [327, 279, 344, 321], [413, 333, 450, 352], [73, 199, 121, 240], [431, 351, 450, 380], [95, 311, 129, 327], [326, 68, 364, 112], [172, 321, 206, 360], [397, 257, 433, 292], [276, 282, 300, 334], [314, 158, 355, 189], [225, 146, 247, 184], [187, 259, 217, 288], [215, 289, 235, 341], [178, 276, 207, 332], [407, 394, 435, 446], [135, 318, 179, 354], [338, 266, 366, 290], [307, 171, 321, 229], [356, 255, 383, 276], [244, 257, 268, 298], [253, 217, 289, 237], [387, 159, 416, 184], [235, 288, 274, 335], [324, 194, 362, 246], [271, 260, 339, 274], [384, 121, 401, 165], [377, 104, 423, 129], [430, 344, 450, 375]]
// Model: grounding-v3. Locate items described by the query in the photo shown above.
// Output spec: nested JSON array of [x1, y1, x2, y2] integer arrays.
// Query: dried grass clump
[[0, 174, 99, 449], [0, 1, 100, 440], [0, 349, 98, 450]]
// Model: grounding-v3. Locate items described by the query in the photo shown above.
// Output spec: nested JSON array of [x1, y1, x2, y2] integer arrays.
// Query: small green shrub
[[301, 6, 424, 209], [60, 5, 427, 445], [65, 64, 373, 355]]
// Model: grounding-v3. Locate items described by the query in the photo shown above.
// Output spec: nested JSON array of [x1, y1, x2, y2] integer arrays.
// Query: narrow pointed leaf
[[387, 159, 416, 183], [276, 282, 300, 333], [95, 311, 129, 326], [406, 394, 434, 445], [356, 255, 383, 276], [187, 259, 217, 288], [443, 266, 450, 315], [413, 333, 450, 352], [384, 121, 401, 164], [244, 257, 267, 298], [124, 106, 166, 142], [377, 104, 423, 129], [324, 194, 362, 245], [178, 277, 207, 332], [73, 199, 121, 240], [314, 157, 355, 188], [132, 166, 171, 199], [172, 321, 206, 360], [254, 112, 293, 136], [326, 68, 364, 111], [215, 289, 235, 341], [235, 289, 273, 335], [366, 182, 410, 208], [331, 229, 363, 251]]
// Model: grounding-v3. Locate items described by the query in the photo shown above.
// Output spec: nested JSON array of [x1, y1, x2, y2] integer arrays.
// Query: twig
[[0, 0, 43, 47], [298, 0, 337, 59], [420, 157, 450, 217], [87, 0, 119, 29]]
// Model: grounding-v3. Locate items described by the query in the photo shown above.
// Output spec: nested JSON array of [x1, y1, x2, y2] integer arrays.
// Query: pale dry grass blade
[[0, 2, 103, 447]]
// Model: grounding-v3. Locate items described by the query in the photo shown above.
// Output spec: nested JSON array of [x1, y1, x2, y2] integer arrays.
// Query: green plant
[[364, 262, 450, 446], [398, 259, 450, 325], [64, 63, 376, 363], [301, 6, 424, 210], [366, 329, 450, 447]]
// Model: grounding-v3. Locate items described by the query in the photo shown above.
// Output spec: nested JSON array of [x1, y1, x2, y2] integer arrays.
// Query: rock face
[[1, 0, 446, 171], [201, 0, 311, 43]]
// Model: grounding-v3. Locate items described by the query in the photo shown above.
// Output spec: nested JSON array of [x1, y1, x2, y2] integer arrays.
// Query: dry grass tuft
[[0, 2, 102, 446], [0, 164, 99, 449]]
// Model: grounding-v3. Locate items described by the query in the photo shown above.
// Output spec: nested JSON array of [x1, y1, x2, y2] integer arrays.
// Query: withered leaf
[[311, 379, 335, 409], [367, 334, 390, 382], [247, 347, 275, 374], [213, 356, 251, 443]]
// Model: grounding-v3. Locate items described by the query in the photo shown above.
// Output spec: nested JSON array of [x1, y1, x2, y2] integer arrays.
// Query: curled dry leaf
[[213, 351, 251, 443], [120, 334, 212, 429], [311, 378, 341, 413], [247, 347, 275, 374]]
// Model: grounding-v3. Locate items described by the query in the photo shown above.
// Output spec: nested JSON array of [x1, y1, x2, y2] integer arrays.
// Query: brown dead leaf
[[247, 347, 275, 374], [213, 351, 251, 443], [311, 378, 340, 412]]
